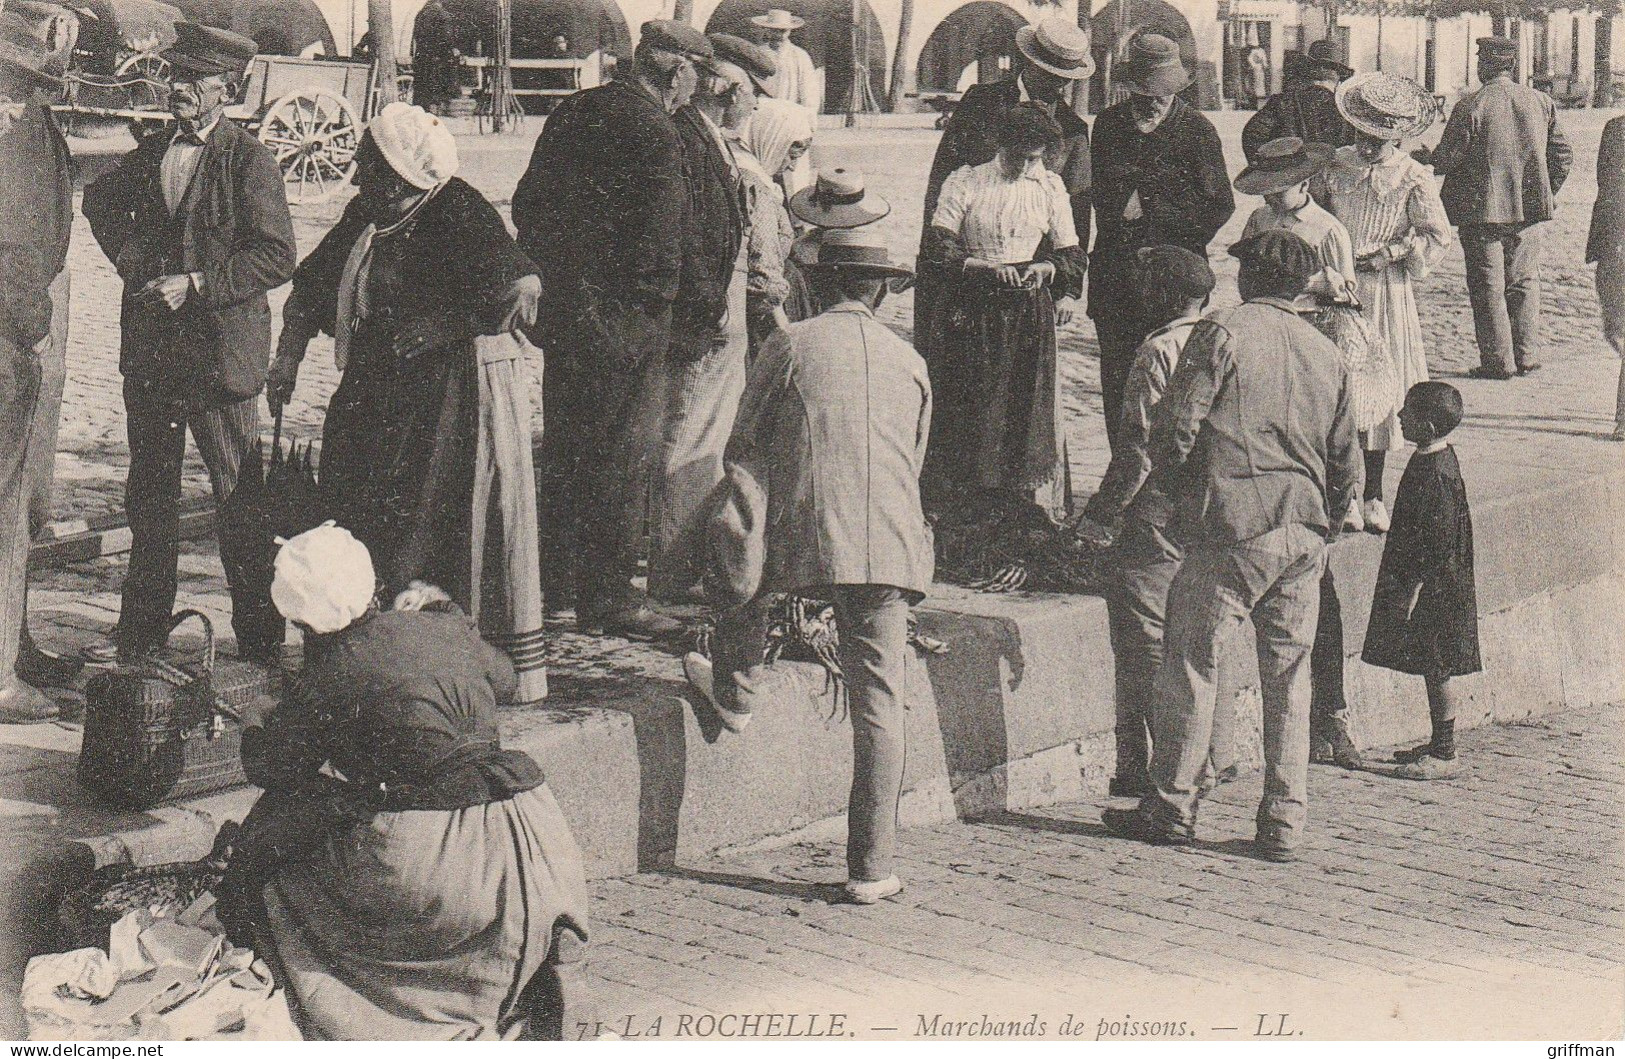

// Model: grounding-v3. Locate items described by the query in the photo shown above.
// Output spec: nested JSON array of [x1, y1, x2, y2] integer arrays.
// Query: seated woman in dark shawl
[[219, 523, 590, 1040], [921, 105, 1085, 526], [268, 103, 546, 702]]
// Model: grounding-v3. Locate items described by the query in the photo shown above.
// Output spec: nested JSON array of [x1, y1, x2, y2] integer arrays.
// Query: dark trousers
[[535, 296, 671, 616], [1092, 309, 1150, 456], [1311, 564, 1351, 734], [118, 379, 277, 654], [1460, 221, 1543, 372]]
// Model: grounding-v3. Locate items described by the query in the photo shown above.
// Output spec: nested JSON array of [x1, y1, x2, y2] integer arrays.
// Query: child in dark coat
[[1361, 382, 1480, 779]]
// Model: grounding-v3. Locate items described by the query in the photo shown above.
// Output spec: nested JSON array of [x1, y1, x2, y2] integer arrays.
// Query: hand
[[393, 580, 451, 612], [265, 354, 300, 414], [493, 274, 541, 334], [1071, 513, 1113, 548], [994, 264, 1025, 288], [1355, 248, 1390, 273], [393, 315, 442, 360], [1055, 295, 1079, 327], [138, 274, 193, 311], [1410, 145, 1434, 166], [1023, 261, 1057, 289]]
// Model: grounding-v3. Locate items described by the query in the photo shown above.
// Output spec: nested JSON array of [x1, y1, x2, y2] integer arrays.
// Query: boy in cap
[[1362, 382, 1479, 780], [1075, 246, 1233, 796]]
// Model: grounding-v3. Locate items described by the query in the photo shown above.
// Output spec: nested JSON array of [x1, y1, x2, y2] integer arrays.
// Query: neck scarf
[[333, 183, 442, 370]]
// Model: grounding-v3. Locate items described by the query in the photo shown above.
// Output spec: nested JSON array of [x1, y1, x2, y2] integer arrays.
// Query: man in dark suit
[[512, 20, 711, 640], [1429, 36, 1572, 379], [1089, 33, 1234, 455], [82, 23, 296, 663], [1241, 38, 1356, 162], [915, 17, 1093, 499]]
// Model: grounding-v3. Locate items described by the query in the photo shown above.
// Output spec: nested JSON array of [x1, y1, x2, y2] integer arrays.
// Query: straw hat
[[1234, 136, 1336, 196], [1015, 19, 1095, 81], [750, 9, 804, 32], [1117, 33, 1190, 97], [1335, 71, 1438, 141], [805, 229, 913, 279], [789, 168, 890, 229]]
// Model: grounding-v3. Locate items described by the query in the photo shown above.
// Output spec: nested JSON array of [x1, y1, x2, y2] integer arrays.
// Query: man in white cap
[[687, 229, 932, 906], [82, 22, 296, 665], [750, 9, 819, 193]]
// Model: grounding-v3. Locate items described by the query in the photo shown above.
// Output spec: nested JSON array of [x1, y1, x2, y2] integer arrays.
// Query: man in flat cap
[[1242, 38, 1357, 162], [1089, 32, 1234, 457], [1103, 230, 1360, 863], [1428, 36, 1572, 380], [513, 20, 711, 640], [82, 22, 296, 665], [643, 35, 770, 603]]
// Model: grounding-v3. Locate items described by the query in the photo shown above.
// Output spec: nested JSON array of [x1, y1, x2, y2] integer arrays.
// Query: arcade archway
[[705, 0, 886, 113], [168, 0, 337, 55], [916, 0, 1026, 94]]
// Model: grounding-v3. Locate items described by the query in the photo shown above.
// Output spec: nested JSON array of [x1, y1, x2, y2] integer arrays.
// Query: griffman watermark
[[1548, 1047, 1617, 1059]]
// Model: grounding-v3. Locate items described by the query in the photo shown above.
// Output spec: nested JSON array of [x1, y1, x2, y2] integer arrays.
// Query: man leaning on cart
[[81, 22, 296, 666]]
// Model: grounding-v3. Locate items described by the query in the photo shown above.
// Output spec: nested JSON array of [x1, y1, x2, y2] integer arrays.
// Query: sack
[[1316, 304, 1400, 434], [79, 611, 268, 810]]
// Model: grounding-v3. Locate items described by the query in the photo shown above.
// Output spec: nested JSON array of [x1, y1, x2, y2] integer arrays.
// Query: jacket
[[0, 93, 73, 349], [920, 76, 1092, 256], [1587, 115, 1625, 264], [512, 79, 688, 307], [1088, 97, 1234, 315], [672, 104, 746, 347], [1241, 81, 1356, 161], [705, 301, 934, 605], [1430, 76, 1573, 226], [1151, 298, 1360, 545], [83, 118, 295, 405]]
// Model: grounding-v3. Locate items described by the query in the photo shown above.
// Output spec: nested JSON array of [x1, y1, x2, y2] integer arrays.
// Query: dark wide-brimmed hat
[[1117, 33, 1190, 97], [1234, 136, 1335, 195], [162, 22, 257, 79], [1015, 19, 1094, 81], [640, 19, 714, 62], [1335, 71, 1437, 141], [789, 167, 890, 229], [1304, 38, 1353, 79], [0, 10, 62, 89], [707, 32, 777, 88], [806, 228, 913, 279], [1229, 228, 1319, 288], [750, 8, 804, 32]]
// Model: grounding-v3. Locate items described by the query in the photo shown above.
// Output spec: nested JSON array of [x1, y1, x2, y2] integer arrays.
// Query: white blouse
[[931, 160, 1079, 265]]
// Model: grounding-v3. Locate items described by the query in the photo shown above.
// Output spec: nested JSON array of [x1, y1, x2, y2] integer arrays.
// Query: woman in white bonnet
[[219, 523, 590, 1040], [269, 102, 549, 704]]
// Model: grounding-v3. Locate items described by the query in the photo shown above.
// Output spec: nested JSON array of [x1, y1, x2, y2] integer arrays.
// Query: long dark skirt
[[925, 277, 1067, 520], [319, 328, 478, 605]]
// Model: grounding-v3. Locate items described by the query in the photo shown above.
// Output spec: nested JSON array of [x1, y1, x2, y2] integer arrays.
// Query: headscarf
[[739, 97, 813, 196]]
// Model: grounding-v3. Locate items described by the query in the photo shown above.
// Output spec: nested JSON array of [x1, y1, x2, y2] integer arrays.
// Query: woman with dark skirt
[[921, 105, 1084, 525]]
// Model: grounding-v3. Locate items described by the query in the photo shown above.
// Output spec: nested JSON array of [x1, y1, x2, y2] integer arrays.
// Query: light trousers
[[1461, 222, 1543, 372]]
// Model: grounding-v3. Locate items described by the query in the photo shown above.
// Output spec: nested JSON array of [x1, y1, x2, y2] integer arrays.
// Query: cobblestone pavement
[[579, 705, 1625, 1041]]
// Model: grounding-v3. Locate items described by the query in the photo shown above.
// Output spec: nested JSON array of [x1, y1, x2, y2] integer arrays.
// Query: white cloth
[[271, 521, 376, 633], [763, 40, 820, 116], [160, 115, 220, 214], [931, 159, 1079, 265], [1314, 147, 1452, 449], [368, 101, 458, 190], [742, 98, 813, 187]]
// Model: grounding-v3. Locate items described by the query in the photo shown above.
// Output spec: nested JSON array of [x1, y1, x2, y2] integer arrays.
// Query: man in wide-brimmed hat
[[916, 17, 1093, 500], [1089, 32, 1233, 456], [1428, 35, 1573, 380], [1103, 228, 1360, 862], [82, 21, 296, 667], [687, 227, 931, 906], [513, 19, 713, 640], [1243, 37, 1357, 162], [0, 9, 80, 719], [750, 8, 819, 192]]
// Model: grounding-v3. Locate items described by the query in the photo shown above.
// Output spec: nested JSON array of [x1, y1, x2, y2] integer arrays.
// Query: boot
[[1313, 719, 1365, 770]]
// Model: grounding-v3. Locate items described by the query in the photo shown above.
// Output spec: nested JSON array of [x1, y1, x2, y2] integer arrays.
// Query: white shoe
[[843, 875, 903, 905], [1362, 498, 1390, 533], [682, 653, 752, 732], [1341, 501, 1364, 534]]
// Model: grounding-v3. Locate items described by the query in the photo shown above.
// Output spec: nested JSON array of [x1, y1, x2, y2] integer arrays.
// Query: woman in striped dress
[[1313, 73, 1450, 531]]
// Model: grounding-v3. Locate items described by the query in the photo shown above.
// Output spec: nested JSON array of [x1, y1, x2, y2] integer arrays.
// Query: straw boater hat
[[1334, 71, 1438, 141], [806, 228, 913, 279], [0, 10, 62, 89], [1234, 136, 1336, 196], [161, 21, 257, 79], [789, 168, 890, 229], [750, 8, 804, 32], [1015, 19, 1095, 81], [1116, 33, 1190, 97]]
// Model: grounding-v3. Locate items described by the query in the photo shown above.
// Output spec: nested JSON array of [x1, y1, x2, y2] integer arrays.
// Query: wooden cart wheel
[[113, 52, 169, 113], [258, 90, 361, 204]]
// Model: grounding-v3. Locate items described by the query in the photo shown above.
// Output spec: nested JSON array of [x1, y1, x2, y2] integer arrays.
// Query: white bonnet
[[367, 101, 459, 190], [271, 521, 376, 634]]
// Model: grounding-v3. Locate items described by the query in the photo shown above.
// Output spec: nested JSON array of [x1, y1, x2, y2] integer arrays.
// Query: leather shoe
[[1516, 361, 1542, 376], [1108, 774, 1150, 798], [0, 677, 58, 724], [591, 606, 687, 642], [1101, 806, 1193, 847], [16, 641, 83, 689], [1312, 721, 1365, 770], [1468, 365, 1512, 381], [1253, 838, 1299, 863]]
